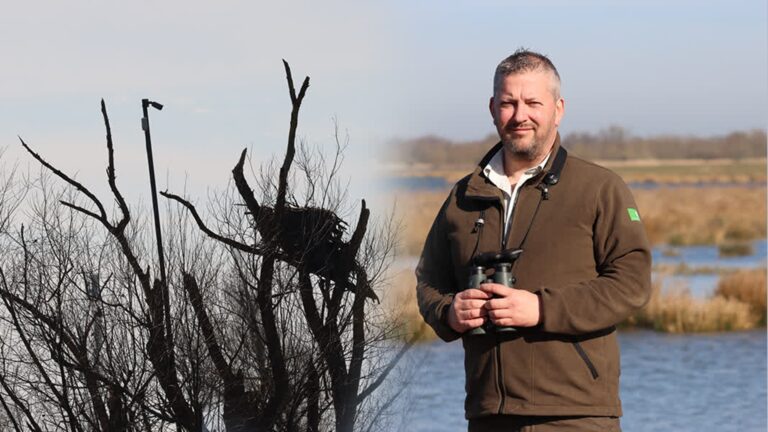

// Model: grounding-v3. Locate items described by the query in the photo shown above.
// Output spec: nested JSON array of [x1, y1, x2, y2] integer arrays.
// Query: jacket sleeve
[[537, 176, 652, 335], [415, 194, 463, 342]]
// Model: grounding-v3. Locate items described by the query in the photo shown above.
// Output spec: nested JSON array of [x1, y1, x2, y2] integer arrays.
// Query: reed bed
[[624, 280, 759, 333], [384, 268, 436, 342], [714, 268, 767, 325], [634, 186, 766, 246], [603, 158, 766, 185], [394, 190, 449, 256], [387, 269, 767, 342], [387, 159, 766, 339], [393, 186, 766, 255], [396, 158, 767, 186]]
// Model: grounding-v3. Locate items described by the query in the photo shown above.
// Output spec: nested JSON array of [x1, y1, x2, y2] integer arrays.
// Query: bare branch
[[276, 60, 310, 214], [347, 200, 370, 260], [182, 273, 232, 382], [0, 373, 43, 432], [19, 137, 108, 222], [60, 200, 103, 222], [161, 190, 258, 255], [101, 99, 130, 233]]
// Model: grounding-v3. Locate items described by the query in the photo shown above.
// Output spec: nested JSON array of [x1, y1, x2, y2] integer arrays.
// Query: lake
[[382, 241, 766, 431], [653, 239, 767, 298], [387, 330, 766, 432]]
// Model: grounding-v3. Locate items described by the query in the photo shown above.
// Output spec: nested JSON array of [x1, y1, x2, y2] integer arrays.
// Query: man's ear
[[554, 97, 565, 126], [489, 96, 497, 125]]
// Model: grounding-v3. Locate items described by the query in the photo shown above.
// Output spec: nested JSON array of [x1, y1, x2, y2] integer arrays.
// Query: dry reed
[[388, 272, 765, 342], [715, 268, 767, 325], [395, 186, 766, 255], [625, 281, 759, 333], [632, 186, 766, 246], [384, 267, 436, 342], [394, 190, 448, 256], [388, 183, 766, 338]]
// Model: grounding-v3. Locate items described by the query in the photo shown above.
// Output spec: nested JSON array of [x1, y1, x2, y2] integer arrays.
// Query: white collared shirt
[[482, 149, 550, 239]]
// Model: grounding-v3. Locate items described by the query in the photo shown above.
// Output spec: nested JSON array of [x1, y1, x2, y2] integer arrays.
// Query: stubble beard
[[500, 132, 545, 162]]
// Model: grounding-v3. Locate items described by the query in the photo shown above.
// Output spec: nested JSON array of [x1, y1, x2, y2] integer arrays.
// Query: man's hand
[[479, 283, 540, 327], [447, 289, 492, 333]]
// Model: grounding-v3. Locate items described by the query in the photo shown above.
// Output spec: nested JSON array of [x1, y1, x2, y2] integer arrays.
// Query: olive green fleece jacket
[[416, 136, 652, 419]]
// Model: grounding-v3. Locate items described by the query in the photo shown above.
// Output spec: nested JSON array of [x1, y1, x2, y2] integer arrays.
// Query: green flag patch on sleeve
[[627, 207, 641, 222]]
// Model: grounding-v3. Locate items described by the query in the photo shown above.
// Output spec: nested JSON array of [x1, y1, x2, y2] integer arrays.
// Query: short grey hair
[[493, 48, 561, 99]]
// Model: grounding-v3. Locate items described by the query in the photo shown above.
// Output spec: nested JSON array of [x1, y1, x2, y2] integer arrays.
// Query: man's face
[[489, 70, 565, 162]]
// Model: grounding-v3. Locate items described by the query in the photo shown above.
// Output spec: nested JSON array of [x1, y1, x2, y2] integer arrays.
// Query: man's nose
[[512, 104, 528, 123]]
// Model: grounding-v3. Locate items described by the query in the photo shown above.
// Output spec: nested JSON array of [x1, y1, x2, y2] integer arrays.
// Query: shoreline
[[387, 246, 767, 342]]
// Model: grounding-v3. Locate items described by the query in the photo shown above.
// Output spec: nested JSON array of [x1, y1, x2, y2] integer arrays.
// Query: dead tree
[[0, 60, 410, 432], [0, 101, 206, 430], [162, 61, 405, 431]]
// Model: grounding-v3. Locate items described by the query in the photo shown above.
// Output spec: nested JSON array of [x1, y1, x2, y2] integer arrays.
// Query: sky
[[1, 0, 766, 208]]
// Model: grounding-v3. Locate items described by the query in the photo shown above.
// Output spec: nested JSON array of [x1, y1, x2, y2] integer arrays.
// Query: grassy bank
[[395, 186, 766, 256], [633, 186, 766, 246], [624, 269, 766, 332], [600, 158, 766, 185], [388, 268, 767, 342], [391, 158, 767, 186], [385, 268, 437, 342], [389, 166, 766, 339]]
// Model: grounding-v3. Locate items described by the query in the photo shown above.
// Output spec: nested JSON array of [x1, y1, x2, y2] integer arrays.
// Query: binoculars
[[466, 248, 523, 336]]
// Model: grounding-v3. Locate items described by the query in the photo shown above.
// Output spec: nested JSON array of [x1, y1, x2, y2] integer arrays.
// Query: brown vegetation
[[395, 190, 448, 256], [386, 130, 768, 341], [389, 269, 767, 341], [634, 186, 766, 246], [624, 280, 760, 333], [715, 268, 767, 325], [383, 268, 436, 343], [600, 158, 766, 184], [395, 186, 766, 256]]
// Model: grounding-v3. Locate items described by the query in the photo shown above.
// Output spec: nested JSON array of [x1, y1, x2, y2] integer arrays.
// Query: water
[[653, 240, 767, 270], [653, 240, 767, 298], [392, 330, 767, 432], [620, 330, 766, 431], [388, 241, 766, 431], [385, 176, 450, 191]]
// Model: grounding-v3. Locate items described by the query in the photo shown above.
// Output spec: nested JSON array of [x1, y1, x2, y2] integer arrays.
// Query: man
[[416, 49, 652, 432]]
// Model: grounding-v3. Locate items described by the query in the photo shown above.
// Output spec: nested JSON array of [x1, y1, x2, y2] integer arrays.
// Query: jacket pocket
[[572, 341, 599, 380]]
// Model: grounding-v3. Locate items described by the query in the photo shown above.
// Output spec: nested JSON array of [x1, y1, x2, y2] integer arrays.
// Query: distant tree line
[[388, 127, 766, 167]]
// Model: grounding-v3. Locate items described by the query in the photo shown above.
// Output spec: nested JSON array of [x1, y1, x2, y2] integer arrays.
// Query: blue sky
[[2, 0, 766, 205]]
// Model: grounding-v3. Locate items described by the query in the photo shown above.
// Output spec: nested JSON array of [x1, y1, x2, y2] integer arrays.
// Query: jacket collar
[[466, 133, 562, 201]]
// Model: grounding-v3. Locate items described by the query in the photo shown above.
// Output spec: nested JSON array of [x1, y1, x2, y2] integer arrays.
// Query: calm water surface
[[388, 227, 765, 431], [653, 240, 766, 298], [392, 330, 766, 432]]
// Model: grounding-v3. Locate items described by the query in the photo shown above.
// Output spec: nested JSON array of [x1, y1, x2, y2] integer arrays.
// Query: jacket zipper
[[572, 342, 599, 380], [501, 190, 521, 249]]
